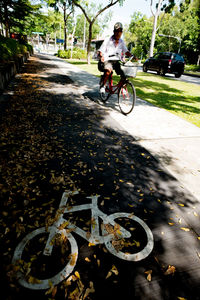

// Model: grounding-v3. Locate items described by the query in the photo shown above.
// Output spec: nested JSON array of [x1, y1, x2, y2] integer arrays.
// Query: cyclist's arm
[[125, 51, 138, 61], [98, 51, 105, 62]]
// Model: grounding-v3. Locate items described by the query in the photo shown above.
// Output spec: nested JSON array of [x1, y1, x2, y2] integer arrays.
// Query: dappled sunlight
[[1, 54, 200, 300]]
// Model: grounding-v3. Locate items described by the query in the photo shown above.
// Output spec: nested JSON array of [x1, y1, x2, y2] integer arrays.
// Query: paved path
[[53, 54, 200, 201], [1, 54, 200, 300]]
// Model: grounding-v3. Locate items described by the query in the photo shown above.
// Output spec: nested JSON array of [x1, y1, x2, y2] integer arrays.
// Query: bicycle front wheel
[[118, 80, 136, 115], [103, 213, 154, 261]]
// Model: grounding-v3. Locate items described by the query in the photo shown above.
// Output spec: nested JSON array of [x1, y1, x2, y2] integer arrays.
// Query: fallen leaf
[[85, 257, 91, 262], [97, 259, 100, 267], [28, 276, 41, 284], [164, 265, 176, 275], [180, 227, 190, 232], [84, 281, 95, 299], [111, 265, 119, 275], [69, 253, 77, 266], [106, 271, 112, 279], [147, 273, 152, 281], [75, 271, 80, 279], [144, 270, 152, 281], [88, 242, 96, 247]]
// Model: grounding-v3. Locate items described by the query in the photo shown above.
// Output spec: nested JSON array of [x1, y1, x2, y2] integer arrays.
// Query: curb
[[183, 72, 200, 78], [0, 52, 31, 92]]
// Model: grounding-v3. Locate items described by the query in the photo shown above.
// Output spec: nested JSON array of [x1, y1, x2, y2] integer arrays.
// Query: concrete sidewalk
[[51, 54, 200, 201]]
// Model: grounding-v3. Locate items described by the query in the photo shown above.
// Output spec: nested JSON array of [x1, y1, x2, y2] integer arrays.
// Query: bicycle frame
[[44, 191, 130, 256], [106, 73, 125, 95]]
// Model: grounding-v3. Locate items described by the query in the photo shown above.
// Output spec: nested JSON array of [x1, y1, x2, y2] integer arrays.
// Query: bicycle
[[99, 55, 138, 115], [12, 190, 154, 290]]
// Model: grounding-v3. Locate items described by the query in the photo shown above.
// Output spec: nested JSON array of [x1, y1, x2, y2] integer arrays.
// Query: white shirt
[[99, 35, 128, 62]]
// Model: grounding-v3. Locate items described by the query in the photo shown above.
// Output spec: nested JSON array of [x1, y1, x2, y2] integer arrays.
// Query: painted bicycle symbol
[[12, 191, 154, 290]]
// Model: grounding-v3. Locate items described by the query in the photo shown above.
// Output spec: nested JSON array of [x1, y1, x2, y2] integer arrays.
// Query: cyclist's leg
[[99, 62, 113, 102], [101, 61, 113, 87], [113, 61, 125, 80]]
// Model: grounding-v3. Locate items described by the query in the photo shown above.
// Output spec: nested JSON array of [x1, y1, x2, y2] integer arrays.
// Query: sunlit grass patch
[[67, 60, 200, 127]]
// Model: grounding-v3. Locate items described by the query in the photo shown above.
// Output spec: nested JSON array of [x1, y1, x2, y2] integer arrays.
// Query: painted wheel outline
[[103, 213, 154, 261], [12, 227, 78, 290]]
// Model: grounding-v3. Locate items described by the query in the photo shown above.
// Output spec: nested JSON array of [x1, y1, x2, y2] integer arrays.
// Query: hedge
[[0, 35, 33, 62], [57, 47, 87, 59]]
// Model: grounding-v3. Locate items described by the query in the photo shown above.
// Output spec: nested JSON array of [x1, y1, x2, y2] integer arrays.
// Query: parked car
[[143, 52, 185, 78]]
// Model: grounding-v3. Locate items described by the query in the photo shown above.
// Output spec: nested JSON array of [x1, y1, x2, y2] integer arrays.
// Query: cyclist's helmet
[[114, 22, 123, 31]]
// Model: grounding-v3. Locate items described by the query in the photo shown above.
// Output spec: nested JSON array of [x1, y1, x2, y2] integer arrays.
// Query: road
[[138, 67, 200, 85]]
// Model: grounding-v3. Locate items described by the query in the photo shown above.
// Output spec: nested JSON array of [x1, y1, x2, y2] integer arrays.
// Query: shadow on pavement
[[0, 55, 200, 300]]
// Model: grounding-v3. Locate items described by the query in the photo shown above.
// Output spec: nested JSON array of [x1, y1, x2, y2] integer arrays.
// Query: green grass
[[66, 59, 200, 127]]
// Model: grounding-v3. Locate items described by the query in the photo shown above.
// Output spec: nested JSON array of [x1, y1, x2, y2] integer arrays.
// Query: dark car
[[143, 52, 185, 78]]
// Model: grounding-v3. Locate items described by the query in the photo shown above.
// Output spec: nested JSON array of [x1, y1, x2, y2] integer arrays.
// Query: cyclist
[[98, 22, 135, 96]]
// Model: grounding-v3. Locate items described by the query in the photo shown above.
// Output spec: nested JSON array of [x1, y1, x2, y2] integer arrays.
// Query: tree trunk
[[70, 16, 77, 59], [72, 0, 119, 64], [87, 23, 93, 64], [197, 55, 200, 66], [149, 0, 163, 57], [149, 14, 158, 57], [63, 2, 67, 50], [3, 2, 9, 37]]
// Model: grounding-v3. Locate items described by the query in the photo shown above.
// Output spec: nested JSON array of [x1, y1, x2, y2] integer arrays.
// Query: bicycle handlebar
[[108, 54, 137, 64]]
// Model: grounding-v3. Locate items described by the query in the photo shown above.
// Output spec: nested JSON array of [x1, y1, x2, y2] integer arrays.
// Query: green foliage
[[185, 64, 200, 72], [0, 0, 34, 34], [126, 1, 200, 64], [57, 47, 87, 59], [125, 12, 153, 59], [0, 35, 32, 61]]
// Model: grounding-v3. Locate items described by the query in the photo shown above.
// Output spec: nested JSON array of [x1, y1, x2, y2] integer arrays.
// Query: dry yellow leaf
[[144, 270, 152, 275], [28, 276, 41, 284], [70, 253, 77, 266], [164, 265, 176, 275], [97, 259, 100, 267], [85, 257, 91, 262], [180, 227, 190, 232], [88, 242, 96, 247], [168, 223, 174, 226], [84, 281, 95, 299], [106, 271, 112, 279], [111, 265, 119, 275], [147, 273, 152, 281], [177, 297, 187, 300], [75, 271, 80, 279], [197, 237, 200, 240], [178, 203, 185, 207]]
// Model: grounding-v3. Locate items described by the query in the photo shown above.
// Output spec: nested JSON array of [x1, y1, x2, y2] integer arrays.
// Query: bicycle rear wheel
[[118, 80, 136, 115], [99, 75, 110, 102]]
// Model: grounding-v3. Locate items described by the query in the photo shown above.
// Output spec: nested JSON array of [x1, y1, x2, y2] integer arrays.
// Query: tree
[[46, 0, 74, 50], [71, 0, 125, 64], [74, 7, 112, 48], [126, 12, 153, 59], [0, 0, 33, 37]]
